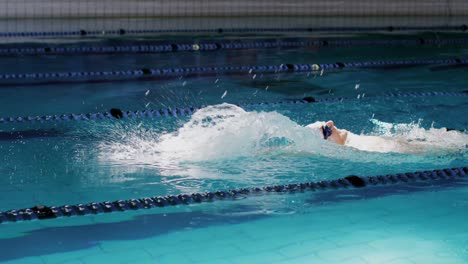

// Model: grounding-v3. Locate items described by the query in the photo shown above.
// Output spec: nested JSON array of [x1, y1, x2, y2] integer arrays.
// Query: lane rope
[[0, 167, 466, 224], [0, 58, 467, 85], [0, 91, 466, 125], [2, 37, 468, 56]]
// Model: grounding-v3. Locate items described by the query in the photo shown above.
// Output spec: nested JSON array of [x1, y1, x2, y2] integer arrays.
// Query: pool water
[[0, 33, 467, 263]]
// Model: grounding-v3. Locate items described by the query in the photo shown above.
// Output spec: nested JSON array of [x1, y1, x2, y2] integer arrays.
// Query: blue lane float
[[0, 167, 466, 224], [1, 37, 468, 56], [1, 25, 468, 38], [0, 58, 467, 85], [0, 91, 466, 125]]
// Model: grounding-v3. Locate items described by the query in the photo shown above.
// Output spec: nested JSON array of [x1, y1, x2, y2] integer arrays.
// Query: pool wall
[[0, 0, 467, 35]]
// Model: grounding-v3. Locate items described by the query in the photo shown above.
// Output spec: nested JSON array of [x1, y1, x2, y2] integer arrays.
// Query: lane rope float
[[0, 91, 466, 125], [0, 167, 466, 224]]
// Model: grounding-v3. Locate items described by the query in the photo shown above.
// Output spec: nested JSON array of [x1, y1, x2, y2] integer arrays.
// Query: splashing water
[[155, 104, 328, 160], [351, 119, 468, 153], [98, 104, 467, 173]]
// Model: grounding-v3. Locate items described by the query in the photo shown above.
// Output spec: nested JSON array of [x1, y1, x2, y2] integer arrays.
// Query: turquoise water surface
[[0, 34, 467, 263]]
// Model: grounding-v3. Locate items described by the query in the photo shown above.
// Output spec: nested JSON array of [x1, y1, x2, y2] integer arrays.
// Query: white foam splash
[[98, 104, 467, 171], [346, 119, 468, 153], [155, 103, 326, 161]]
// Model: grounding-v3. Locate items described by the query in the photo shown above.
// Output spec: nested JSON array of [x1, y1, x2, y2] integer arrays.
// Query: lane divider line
[[1, 167, 466, 224], [0, 91, 465, 125]]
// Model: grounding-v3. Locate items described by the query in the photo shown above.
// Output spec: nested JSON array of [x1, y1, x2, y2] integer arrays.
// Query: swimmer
[[307, 120, 412, 152], [307, 120, 465, 153]]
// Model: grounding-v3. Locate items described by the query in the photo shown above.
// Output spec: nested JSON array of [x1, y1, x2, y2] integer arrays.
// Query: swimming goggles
[[322, 125, 333, 140]]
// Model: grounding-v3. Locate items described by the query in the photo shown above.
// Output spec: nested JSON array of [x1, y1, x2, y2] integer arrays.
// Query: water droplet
[[137, 122, 143, 128], [320, 69, 324, 76], [252, 74, 257, 79], [248, 69, 253, 74], [221, 90, 228, 99], [182, 81, 187, 86], [355, 84, 360, 90], [357, 94, 361, 99], [265, 86, 269, 91], [145, 102, 150, 108], [214, 79, 219, 84], [145, 90, 150, 96]]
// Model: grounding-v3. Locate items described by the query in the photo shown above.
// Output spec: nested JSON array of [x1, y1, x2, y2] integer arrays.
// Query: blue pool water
[[0, 34, 467, 263]]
